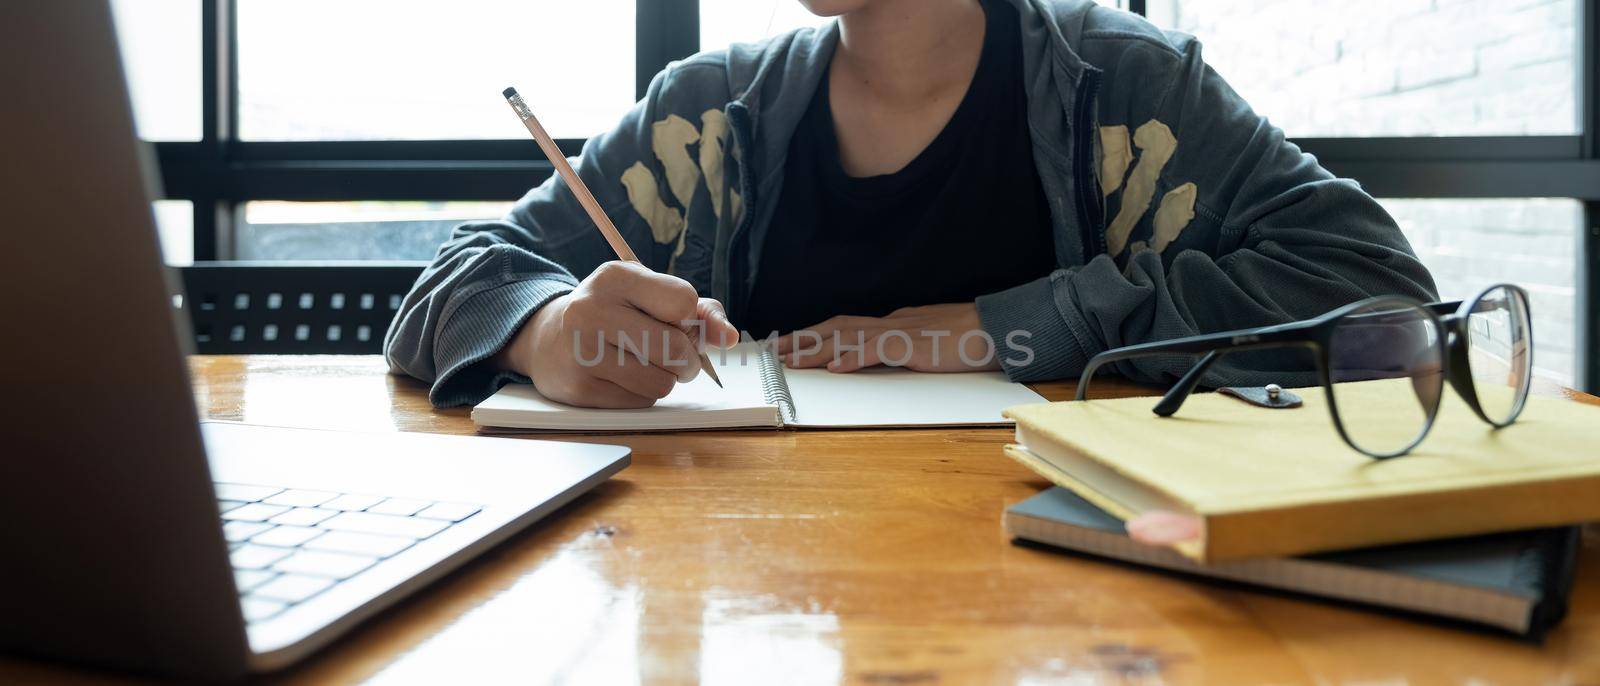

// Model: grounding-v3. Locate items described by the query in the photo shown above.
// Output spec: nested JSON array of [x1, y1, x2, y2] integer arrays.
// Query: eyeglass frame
[[1072, 283, 1534, 459]]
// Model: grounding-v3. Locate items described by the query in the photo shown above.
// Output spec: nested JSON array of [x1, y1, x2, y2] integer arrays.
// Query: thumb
[[695, 298, 740, 348]]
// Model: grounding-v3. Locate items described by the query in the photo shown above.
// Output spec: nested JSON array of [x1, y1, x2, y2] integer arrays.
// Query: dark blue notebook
[[1005, 487, 1580, 639]]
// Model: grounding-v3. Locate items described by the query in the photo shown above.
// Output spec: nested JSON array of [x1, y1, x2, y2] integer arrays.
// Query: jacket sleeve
[[384, 69, 688, 408], [976, 33, 1438, 386]]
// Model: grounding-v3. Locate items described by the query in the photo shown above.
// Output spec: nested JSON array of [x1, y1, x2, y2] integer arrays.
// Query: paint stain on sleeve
[[1151, 182, 1197, 253], [621, 161, 684, 245], [622, 111, 743, 262], [651, 114, 702, 211], [1099, 125, 1132, 196], [699, 109, 730, 219], [1104, 120, 1177, 256]]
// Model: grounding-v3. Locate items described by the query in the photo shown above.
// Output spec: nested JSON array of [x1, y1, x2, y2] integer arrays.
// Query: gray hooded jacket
[[385, 0, 1438, 407]]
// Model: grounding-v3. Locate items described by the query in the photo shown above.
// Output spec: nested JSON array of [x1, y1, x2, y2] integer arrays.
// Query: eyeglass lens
[[1326, 301, 1446, 456], [1464, 285, 1533, 425]]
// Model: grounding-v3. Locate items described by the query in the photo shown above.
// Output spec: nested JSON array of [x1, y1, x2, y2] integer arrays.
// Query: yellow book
[[1003, 380, 1600, 563]]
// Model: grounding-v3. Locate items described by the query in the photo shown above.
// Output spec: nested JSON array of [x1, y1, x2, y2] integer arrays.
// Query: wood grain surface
[[3, 356, 1596, 685]]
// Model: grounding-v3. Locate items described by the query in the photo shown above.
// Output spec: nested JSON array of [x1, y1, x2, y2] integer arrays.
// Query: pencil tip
[[700, 354, 724, 388], [501, 86, 518, 99]]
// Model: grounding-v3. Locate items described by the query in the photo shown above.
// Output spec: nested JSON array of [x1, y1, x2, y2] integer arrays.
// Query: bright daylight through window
[[235, 0, 636, 140], [105, 0, 1594, 387]]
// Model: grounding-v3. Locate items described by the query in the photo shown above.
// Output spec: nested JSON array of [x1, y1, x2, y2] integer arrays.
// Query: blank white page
[[471, 350, 775, 431], [471, 343, 1047, 430], [782, 366, 1046, 428]]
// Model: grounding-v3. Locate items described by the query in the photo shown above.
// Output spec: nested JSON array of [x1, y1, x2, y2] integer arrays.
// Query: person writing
[[385, 0, 1436, 408]]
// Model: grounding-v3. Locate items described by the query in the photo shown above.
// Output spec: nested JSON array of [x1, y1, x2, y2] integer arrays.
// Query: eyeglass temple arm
[[1150, 340, 1313, 416], [1427, 300, 1463, 317], [1073, 322, 1311, 401], [1076, 332, 1314, 417], [1152, 350, 1223, 416], [1074, 337, 1229, 401]]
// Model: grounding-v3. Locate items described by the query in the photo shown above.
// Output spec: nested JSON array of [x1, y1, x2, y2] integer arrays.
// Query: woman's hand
[[495, 261, 738, 408], [772, 303, 1001, 373]]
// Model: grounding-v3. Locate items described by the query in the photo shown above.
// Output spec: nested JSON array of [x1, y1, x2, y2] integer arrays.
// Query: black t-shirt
[[738, 0, 1055, 338]]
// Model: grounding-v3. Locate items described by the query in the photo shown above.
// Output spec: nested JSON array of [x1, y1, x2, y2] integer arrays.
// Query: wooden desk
[[5, 356, 1598, 684]]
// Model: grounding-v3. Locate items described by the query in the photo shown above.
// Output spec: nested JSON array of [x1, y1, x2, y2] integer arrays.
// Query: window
[[698, 0, 1127, 51], [235, 0, 636, 140], [154, 200, 196, 266], [112, 1, 1599, 389], [1140, 1, 1593, 388], [109, 0, 202, 141], [237, 201, 514, 260], [699, 0, 830, 51], [1381, 198, 1582, 385], [1146, 0, 1581, 137]]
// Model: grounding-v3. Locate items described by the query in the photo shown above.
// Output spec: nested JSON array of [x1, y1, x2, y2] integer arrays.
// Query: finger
[[774, 329, 823, 357], [828, 331, 918, 372], [563, 297, 692, 378], [772, 327, 810, 355], [803, 315, 877, 338], [782, 327, 832, 367], [786, 345, 831, 368], [587, 353, 680, 400], [695, 298, 740, 349], [604, 308, 701, 381], [773, 317, 838, 354], [1126, 511, 1205, 546], [772, 332, 796, 355], [594, 261, 701, 325], [827, 335, 885, 373], [789, 328, 878, 369], [774, 315, 878, 355]]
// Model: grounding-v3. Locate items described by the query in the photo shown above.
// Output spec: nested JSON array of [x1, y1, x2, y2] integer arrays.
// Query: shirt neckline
[[814, 0, 1008, 201]]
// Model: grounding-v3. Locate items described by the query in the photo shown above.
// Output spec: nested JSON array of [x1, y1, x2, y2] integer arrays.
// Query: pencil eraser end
[[502, 87, 518, 99]]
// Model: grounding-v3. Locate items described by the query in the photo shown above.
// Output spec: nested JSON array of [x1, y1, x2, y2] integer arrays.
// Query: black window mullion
[[231, 139, 582, 162], [1298, 135, 1599, 200], [1583, 0, 1597, 161], [636, 0, 700, 100], [1298, 136, 1582, 161], [1585, 201, 1598, 394], [193, 0, 233, 261], [225, 0, 240, 149], [1582, 0, 1598, 393], [220, 0, 241, 258]]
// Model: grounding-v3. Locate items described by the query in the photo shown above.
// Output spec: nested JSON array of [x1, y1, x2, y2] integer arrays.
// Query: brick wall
[[1146, 0, 1579, 136], [1147, 0, 1583, 383], [1380, 198, 1580, 382]]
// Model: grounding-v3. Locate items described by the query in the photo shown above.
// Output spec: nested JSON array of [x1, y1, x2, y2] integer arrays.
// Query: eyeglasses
[[1074, 284, 1534, 459]]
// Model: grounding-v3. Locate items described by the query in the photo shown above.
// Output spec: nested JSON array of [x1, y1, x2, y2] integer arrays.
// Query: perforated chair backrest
[[176, 262, 425, 354]]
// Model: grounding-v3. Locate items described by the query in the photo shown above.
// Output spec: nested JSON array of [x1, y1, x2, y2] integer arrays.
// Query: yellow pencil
[[502, 86, 723, 388]]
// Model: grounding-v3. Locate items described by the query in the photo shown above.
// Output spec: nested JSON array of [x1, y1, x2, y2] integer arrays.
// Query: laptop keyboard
[[215, 482, 481, 623]]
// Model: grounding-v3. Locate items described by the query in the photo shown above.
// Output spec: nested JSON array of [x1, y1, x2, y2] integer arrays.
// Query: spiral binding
[[756, 348, 797, 424]]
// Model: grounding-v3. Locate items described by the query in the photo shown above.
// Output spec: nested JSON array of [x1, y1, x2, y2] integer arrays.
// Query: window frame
[[152, 0, 1598, 391]]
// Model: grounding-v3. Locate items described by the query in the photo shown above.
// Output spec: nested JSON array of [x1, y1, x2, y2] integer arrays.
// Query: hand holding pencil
[[492, 87, 739, 409]]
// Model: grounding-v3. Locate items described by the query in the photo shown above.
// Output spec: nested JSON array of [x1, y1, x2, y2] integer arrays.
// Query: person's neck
[[833, 0, 986, 105]]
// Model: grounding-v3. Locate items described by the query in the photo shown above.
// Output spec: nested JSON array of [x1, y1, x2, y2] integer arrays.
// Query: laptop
[[0, 1, 631, 679]]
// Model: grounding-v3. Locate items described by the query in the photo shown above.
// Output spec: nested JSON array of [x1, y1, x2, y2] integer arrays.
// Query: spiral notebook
[[471, 342, 1047, 431]]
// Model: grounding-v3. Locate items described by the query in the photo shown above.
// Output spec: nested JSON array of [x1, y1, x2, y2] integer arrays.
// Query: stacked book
[[1000, 382, 1600, 639]]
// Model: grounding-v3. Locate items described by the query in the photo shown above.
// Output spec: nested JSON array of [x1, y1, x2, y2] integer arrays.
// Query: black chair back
[[176, 262, 425, 354]]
